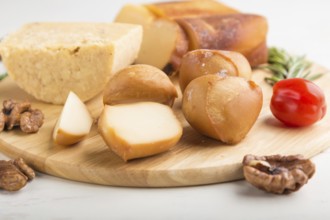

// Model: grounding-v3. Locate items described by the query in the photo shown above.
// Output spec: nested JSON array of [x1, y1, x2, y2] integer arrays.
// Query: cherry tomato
[[270, 78, 326, 127]]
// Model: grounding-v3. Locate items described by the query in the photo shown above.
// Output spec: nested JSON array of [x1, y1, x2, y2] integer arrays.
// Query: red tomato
[[270, 78, 327, 127]]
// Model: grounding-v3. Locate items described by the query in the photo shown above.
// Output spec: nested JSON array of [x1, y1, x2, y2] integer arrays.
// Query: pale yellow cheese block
[[0, 22, 142, 104]]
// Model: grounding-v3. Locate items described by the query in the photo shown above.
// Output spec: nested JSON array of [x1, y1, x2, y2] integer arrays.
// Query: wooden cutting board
[[0, 66, 329, 187]]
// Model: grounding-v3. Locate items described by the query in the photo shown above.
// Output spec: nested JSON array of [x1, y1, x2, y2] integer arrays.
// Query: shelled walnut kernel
[[242, 154, 315, 194], [0, 158, 35, 191], [0, 99, 44, 133]]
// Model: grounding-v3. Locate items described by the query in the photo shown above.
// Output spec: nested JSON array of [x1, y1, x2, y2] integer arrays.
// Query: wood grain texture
[[0, 66, 329, 187]]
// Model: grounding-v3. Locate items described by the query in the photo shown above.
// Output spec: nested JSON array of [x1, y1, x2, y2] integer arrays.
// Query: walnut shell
[[242, 154, 315, 194]]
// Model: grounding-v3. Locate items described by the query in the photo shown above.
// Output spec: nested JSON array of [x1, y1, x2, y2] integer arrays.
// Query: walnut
[[242, 154, 315, 194], [20, 109, 44, 133], [13, 157, 36, 180], [0, 99, 43, 133], [3, 99, 18, 114], [6, 101, 31, 130], [0, 158, 35, 191]]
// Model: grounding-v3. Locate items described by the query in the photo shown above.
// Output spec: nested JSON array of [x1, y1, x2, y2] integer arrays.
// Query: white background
[[1, 0, 330, 219]]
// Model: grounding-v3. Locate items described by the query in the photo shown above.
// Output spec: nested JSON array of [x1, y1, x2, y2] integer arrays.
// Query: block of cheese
[[0, 22, 142, 104], [98, 102, 183, 161]]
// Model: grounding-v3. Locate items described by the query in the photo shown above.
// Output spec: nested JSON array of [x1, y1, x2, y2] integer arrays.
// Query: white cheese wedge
[[0, 22, 142, 104], [98, 102, 183, 161], [53, 91, 93, 146]]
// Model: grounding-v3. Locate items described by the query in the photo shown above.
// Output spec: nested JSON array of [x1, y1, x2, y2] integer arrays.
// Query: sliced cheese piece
[[53, 91, 93, 145], [0, 22, 142, 104], [98, 102, 182, 161], [115, 4, 186, 70]]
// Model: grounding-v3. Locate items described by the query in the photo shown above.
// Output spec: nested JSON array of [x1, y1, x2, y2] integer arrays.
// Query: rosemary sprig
[[262, 47, 323, 86], [0, 72, 7, 81]]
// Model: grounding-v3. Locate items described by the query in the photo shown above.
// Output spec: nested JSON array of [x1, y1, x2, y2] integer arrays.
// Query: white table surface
[[1, 0, 330, 219]]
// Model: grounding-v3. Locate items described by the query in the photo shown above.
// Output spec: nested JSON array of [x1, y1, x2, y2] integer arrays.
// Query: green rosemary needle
[[262, 47, 323, 86]]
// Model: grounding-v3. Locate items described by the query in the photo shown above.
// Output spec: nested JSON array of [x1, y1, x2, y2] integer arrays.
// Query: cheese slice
[[98, 102, 183, 161], [0, 22, 142, 104]]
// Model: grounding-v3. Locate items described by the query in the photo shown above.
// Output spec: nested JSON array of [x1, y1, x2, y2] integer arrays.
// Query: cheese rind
[[98, 102, 183, 161], [0, 22, 142, 104]]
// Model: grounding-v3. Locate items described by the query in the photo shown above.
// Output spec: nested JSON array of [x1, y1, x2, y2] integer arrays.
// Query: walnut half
[[242, 154, 315, 194], [0, 158, 35, 191]]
